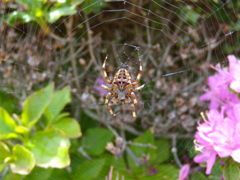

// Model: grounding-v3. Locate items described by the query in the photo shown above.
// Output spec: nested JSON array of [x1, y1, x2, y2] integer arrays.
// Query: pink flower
[[200, 55, 240, 110], [200, 66, 230, 109], [229, 55, 240, 93], [195, 55, 240, 175], [178, 164, 190, 180], [93, 78, 108, 97], [194, 104, 240, 174]]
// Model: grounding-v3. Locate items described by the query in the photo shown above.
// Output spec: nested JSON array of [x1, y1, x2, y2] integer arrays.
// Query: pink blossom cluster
[[194, 55, 240, 174], [200, 55, 240, 110]]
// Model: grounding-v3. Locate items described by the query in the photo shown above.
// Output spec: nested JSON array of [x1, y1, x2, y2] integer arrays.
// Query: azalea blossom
[[194, 104, 240, 174], [200, 55, 240, 110], [195, 55, 240, 174], [229, 55, 240, 93]]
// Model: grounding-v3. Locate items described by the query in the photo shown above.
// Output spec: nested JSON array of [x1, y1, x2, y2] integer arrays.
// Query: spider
[[102, 55, 145, 119]]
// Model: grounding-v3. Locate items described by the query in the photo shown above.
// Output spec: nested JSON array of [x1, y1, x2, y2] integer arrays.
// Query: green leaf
[[25, 167, 53, 180], [26, 129, 70, 168], [154, 139, 170, 163], [0, 164, 6, 173], [14, 125, 29, 134], [46, 6, 77, 23], [9, 144, 35, 175], [44, 86, 71, 124], [52, 118, 81, 138], [126, 130, 156, 175], [185, 140, 198, 159], [131, 130, 156, 157], [83, 127, 114, 156], [44, 0, 84, 23], [209, 161, 223, 180], [16, 0, 43, 9], [0, 90, 18, 114], [2, 172, 23, 180], [0, 107, 17, 140], [21, 83, 54, 127], [0, 142, 11, 164], [53, 112, 70, 123], [128, 130, 156, 167], [223, 162, 240, 180], [97, 154, 131, 180], [7, 11, 34, 26], [144, 164, 179, 180], [73, 158, 105, 180], [47, 168, 70, 180], [190, 171, 207, 180]]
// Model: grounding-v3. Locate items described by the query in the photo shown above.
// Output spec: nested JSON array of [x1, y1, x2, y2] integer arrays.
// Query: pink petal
[[194, 151, 216, 174], [194, 152, 210, 163], [228, 55, 237, 61], [231, 149, 240, 162], [233, 104, 240, 121], [228, 55, 238, 71], [206, 153, 217, 174], [178, 164, 190, 180], [230, 81, 240, 93]]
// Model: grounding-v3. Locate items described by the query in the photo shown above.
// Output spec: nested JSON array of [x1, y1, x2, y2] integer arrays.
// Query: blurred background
[[0, 0, 239, 179]]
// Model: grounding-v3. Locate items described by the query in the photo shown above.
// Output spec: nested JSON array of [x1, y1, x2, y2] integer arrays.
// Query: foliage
[[0, 83, 81, 176], [1, 0, 240, 179], [6, 0, 108, 34], [0, 83, 184, 179]]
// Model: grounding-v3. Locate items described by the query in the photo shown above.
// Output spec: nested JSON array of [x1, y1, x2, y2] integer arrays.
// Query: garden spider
[[102, 55, 145, 119]]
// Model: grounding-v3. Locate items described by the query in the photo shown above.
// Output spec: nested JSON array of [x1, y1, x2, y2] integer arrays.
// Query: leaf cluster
[[0, 83, 81, 176]]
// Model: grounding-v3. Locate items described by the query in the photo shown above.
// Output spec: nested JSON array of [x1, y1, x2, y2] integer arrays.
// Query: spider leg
[[102, 55, 112, 85], [128, 84, 145, 92], [127, 92, 138, 105], [132, 58, 143, 86], [125, 96, 137, 119], [105, 92, 116, 105], [131, 103, 137, 119], [108, 96, 118, 117], [102, 85, 116, 91]]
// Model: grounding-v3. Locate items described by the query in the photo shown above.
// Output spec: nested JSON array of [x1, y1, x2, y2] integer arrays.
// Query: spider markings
[[102, 55, 145, 119]]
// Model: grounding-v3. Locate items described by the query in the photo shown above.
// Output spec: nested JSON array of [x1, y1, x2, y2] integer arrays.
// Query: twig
[[72, 59, 94, 80], [106, 124, 120, 137], [126, 146, 140, 166], [60, 33, 101, 65], [122, 125, 142, 136], [148, 54, 158, 68], [155, 133, 193, 139], [84, 14, 98, 66], [171, 134, 182, 168], [127, 141, 157, 149], [65, 16, 81, 92], [182, 77, 204, 92], [78, 147, 92, 160], [49, 32, 66, 42], [83, 109, 99, 120]]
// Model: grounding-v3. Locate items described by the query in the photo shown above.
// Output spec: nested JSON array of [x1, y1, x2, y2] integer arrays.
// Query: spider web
[[0, 0, 239, 178]]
